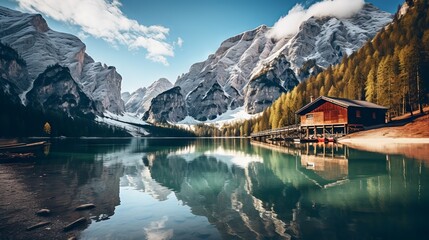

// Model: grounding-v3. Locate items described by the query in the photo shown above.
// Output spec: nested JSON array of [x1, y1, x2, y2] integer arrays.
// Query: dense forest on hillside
[[0, 90, 131, 137], [221, 0, 429, 137]]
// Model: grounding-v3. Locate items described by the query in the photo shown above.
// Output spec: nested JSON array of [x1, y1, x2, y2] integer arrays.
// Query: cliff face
[[26, 65, 96, 117], [0, 42, 27, 103], [142, 86, 187, 123], [0, 6, 124, 114]]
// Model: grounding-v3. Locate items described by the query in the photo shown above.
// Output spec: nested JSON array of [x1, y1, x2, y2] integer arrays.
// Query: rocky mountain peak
[[26, 64, 96, 117], [0, 6, 124, 114], [31, 14, 49, 33], [142, 86, 187, 123], [154, 77, 171, 85], [121, 92, 131, 103], [123, 78, 173, 114]]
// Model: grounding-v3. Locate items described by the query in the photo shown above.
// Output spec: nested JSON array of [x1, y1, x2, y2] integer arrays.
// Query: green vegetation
[[221, 0, 429, 136]]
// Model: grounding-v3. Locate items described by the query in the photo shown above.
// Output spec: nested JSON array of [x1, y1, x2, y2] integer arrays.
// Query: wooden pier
[[250, 124, 346, 144], [250, 124, 301, 141]]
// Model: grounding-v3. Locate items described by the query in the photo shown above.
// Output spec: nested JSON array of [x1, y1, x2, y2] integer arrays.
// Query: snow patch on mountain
[[96, 111, 149, 136]]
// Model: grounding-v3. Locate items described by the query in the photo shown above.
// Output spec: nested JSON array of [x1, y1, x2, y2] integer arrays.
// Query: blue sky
[[0, 0, 404, 93]]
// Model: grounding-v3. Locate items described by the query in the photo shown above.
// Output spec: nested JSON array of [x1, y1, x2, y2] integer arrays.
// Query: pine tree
[[365, 68, 377, 102], [376, 57, 389, 107], [327, 85, 337, 97]]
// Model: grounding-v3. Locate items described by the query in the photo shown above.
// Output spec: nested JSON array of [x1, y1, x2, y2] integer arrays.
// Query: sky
[[0, 0, 405, 93]]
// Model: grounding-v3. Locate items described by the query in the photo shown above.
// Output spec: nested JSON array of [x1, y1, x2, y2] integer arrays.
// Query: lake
[[1, 138, 428, 240]]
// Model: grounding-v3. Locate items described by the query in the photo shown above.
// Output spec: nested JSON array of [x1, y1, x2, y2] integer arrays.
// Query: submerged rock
[[63, 217, 87, 231], [26, 221, 51, 231], [35, 208, 51, 216], [75, 203, 96, 211]]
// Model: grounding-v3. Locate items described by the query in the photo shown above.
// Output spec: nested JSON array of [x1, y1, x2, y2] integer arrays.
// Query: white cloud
[[268, 0, 365, 40], [176, 37, 183, 48], [17, 0, 175, 66], [77, 31, 89, 40], [130, 36, 174, 65]]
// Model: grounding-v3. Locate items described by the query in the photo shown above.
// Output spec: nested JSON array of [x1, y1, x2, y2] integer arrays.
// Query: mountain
[[0, 6, 124, 114], [144, 3, 392, 123], [143, 86, 187, 123], [26, 64, 96, 117], [123, 78, 173, 114]]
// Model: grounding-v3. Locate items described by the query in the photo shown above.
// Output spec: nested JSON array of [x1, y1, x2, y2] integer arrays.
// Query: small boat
[[317, 137, 336, 143], [0, 141, 47, 153]]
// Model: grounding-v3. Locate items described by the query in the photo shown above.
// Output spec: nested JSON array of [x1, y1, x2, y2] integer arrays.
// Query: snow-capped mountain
[[123, 78, 173, 114], [144, 3, 392, 123], [0, 6, 124, 114]]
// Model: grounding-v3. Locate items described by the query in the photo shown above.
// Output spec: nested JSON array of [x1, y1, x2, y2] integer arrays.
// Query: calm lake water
[[1, 138, 428, 240]]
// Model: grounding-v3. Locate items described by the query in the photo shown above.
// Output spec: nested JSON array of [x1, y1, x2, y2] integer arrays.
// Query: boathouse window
[[372, 112, 376, 119], [356, 110, 361, 118], [306, 114, 313, 120]]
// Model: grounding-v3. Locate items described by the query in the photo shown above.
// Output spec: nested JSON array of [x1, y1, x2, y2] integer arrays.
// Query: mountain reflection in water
[[0, 138, 428, 240]]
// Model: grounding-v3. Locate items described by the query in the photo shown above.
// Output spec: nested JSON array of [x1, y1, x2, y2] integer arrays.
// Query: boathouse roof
[[296, 96, 388, 115]]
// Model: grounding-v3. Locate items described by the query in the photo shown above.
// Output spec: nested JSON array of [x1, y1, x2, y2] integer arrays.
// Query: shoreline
[[338, 139, 429, 162], [339, 137, 429, 144]]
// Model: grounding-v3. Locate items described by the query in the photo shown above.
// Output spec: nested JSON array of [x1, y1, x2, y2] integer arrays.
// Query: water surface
[[0, 138, 428, 240]]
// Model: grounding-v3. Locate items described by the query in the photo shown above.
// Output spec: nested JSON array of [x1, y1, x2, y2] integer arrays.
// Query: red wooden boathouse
[[296, 96, 388, 138]]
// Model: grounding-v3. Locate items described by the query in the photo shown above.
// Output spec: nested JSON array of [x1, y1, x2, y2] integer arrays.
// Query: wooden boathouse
[[296, 96, 388, 138], [250, 96, 387, 142]]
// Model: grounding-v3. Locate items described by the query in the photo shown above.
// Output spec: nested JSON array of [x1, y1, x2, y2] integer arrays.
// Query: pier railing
[[250, 124, 300, 138]]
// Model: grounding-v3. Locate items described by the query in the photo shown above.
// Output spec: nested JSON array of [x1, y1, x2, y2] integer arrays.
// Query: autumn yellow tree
[[43, 122, 51, 135]]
